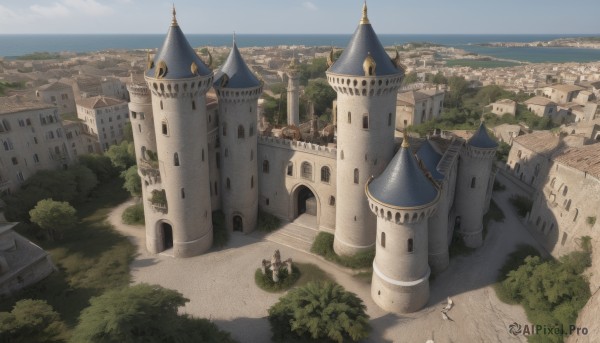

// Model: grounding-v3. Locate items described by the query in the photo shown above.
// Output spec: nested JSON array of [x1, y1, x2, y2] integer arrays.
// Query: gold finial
[[171, 4, 178, 26], [360, 1, 370, 25], [402, 120, 410, 148]]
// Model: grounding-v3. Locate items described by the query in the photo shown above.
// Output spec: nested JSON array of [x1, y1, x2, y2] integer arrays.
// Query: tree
[[29, 199, 77, 241], [447, 76, 469, 107], [122, 166, 142, 197], [431, 71, 448, 85], [70, 284, 236, 343], [68, 165, 99, 201], [122, 122, 134, 142], [268, 281, 371, 343], [402, 71, 418, 85], [106, 141, 136, 171], [0, 299, 66, 343], [78, 154, 119, 182], [304, 78, 336, 117]]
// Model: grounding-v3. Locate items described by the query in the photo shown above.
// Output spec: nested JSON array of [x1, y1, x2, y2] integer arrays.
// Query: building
[[542, 84, 585, 103], [0, 96, 73, 195], [396, 88, 445, 126], [76, 96, 130, 151], [492, 123, 524, 144], [524, 96, 557, 117], [129, 5, 497, 314], [35, 82, 76, 116], [490, 99, 516, 116]]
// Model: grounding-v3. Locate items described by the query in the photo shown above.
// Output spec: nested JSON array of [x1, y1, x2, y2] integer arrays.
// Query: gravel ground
[[108, 177, 542, 343]]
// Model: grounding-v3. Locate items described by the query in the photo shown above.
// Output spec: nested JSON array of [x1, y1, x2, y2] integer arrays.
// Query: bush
[[122, 203, 145, 225], [257, 209, 281, 232], [0, 299, 67, 343], [78, 154, 119, 182], [255, 265, 301, 292], [121, 166, 141, 197], [29, 199, 77, 241], [212, 211, 229, 248], [509, 195, 532, 217], [311, 232, 374, 269], [268, 281, 370, 343], [586, 216, 596, 226]]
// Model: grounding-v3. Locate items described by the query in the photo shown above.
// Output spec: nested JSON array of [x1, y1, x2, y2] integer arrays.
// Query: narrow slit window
[[174, 153, 180, 166], [407, 238, 413, 253], [354, 168, 359, 184]]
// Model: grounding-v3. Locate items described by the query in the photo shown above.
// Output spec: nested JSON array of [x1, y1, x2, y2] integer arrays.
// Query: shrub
[[311, 232, 374, 269], [255, 265, 301, 292], [509, 195, 532, 217], [121, 166, 142, 197], [122, 203, 145, 225], [29, 199, 77, 241], [0, 299, 67, 343], [268, 281, 370, 343], [212, 211, 229, 248], [257, 209, 281, 232], [586, 216, 596, 226]]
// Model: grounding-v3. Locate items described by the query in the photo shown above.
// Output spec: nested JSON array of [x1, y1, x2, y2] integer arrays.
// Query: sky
[[0, 0, 598, 35]]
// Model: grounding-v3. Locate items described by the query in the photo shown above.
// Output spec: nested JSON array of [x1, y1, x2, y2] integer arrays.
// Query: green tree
[[298, 57, 329, 85], [304, 78, 336, 117], [70, 284, 236, 343], [447, 76, 469, 107], [29, 199, 77, 241], [78, 154, 119, 182], [0, 299, 66, 343], [106, 141, 136, 171], [431, 71, 448, 85], [268, 281, 371, 343], [402, 71, 418, 85], [122, 122, 134, 142], [68, 165, 99, 201], [122, 166, 142, 197]]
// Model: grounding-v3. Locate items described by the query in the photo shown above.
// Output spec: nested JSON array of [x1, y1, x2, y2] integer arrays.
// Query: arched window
[[238, 125, 245, 139], [550, 177, 556, 187], [287, 162, 293, 176], [162, 120, 168, 135], [174, 153, 180, 166], [141, 146, 147, 160], [407, 238, 414, 253], [301, 162, 312, 180], [160, 100, 163, 110], [362, 113, 369, 129], [223, 123, 227, 136], [321, 166, 331, 183], [381, 232, 386, 248], [226, 178, 231, 190], [471, 177, 476, 188], [263, 160, 270, 173], [354, 168, 359, 184]]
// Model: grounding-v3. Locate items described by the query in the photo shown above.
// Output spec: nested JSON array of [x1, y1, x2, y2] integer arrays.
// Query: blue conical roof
[[328, 5, 400, 77], [368, 142, 438, 208], [146, 15, 211, 80], [468, 122, 498, 149], [214, 41, 261, 89], [416, 140, 444, 181]]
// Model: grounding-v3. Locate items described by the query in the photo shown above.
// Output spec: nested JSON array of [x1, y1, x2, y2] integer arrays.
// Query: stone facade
[[76, 96, 130, 151], [396, 88, 445, 126]]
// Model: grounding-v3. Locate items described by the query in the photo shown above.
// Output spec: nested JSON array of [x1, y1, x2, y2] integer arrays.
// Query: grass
[[121, 202, 144, 225], [445, 59, 522, 68], [257, 209, 281, 232], [212, 210, 229, 248], [0, 179, 135, 333], [311, 232, 374, 269], [255, 266, 301, 293], [294, 262, 334, 287]]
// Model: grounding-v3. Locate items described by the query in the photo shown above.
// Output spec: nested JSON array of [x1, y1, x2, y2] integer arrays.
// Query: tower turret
[[286, 57, 300, 126], [143, 7, 214, 257], [326, 2, 404, 256], [214, 36, 263, 233], [366, 134, 439, 313], [454, 122, 497, 248]]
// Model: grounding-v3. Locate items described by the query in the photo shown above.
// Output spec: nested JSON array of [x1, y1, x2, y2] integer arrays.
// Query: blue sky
[[0, 0, 598, 34]]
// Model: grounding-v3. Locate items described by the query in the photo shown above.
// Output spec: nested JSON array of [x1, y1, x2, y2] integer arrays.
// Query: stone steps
[[263, 221, 318, 253]]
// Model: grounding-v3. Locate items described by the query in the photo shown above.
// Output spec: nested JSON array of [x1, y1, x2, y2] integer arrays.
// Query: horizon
[[1, 33, 599, 36]]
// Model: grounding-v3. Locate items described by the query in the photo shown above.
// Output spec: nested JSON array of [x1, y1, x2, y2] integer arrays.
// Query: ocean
[[1, 34, 599, 63]]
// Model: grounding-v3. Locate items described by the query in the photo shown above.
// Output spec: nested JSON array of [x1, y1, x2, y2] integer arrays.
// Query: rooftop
[[0, 96, 54, 115], [468, 122, 498, 149], [524, 96, 556, 106], [547, 84, 586, 93], [76, 96, 125, 109], [513, 131, 561, 156], [554, 143, 600, 180], [214, 39, 261, 89], [38, 81, 72, 92]]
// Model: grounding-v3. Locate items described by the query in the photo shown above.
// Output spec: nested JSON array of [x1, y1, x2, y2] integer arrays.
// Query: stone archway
[[290, 183, 321, 226], [156, 220, 173, 252], [233, 215, 243, 232]]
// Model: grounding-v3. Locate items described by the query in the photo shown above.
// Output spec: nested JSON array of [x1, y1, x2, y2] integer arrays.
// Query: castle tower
[[416, 139, 449, 274], [326, 3, 404, 256], [143, 8, 214, 257], [286, 58, 300, 126], [454, 122, 497, 248], [214, 37, 263, 233], [366, 134, 439, 313]]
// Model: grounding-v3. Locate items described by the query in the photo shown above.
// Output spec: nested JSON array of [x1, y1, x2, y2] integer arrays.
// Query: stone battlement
[[258, 135, 336, 159]]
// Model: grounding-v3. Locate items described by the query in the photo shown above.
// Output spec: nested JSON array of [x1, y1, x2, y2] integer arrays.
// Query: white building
[[76, 96, 130, 150]]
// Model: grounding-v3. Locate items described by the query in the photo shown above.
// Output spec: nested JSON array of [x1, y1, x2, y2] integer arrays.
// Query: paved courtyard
[[108, 176, 542, 342]]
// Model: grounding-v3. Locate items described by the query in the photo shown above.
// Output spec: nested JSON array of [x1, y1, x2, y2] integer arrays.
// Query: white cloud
[[61, 0, 113, 16], [302, 1, 318, 11], [30, 3, 70, 18]]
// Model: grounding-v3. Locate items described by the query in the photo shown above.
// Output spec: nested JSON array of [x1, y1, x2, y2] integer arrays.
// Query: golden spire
[[171, 4, 178, 26], [402, 120, 410, 148], [360, 1, 370, 25]]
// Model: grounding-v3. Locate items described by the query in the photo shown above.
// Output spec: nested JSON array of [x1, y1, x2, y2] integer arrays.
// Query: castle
[[127, 4, 497, 313]]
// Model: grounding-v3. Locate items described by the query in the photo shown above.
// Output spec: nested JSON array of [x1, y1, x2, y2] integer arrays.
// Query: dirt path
[[107, 184, 541, 342]]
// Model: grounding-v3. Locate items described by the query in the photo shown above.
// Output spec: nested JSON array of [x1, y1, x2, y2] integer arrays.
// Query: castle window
[[192, 101, 196, 110], [564, 199, 571, 211], [181, 188, 185, 199], [562, 186, 568, 196], [354, 168, 359, 184], [329, 196, 335, 206], [287, 162, 293, 176], [266, 198, 270, 206], [251, 176, 254, 189], [174, 153, 180, 166], [138, 124, 142, 133], [238, 125, 245, 139], [301, 162, 312, 180], [321, 166, 331, 183], [216, 153, 220, 169], [226, 178, 231, 190], [517, 150, 522, 158], [407, 238, 413, 253], [131, 111, 137, 119], [381, 232, 386, 248], [388, 113, 392, 126], [471, 177, 476, 188], [362, 114, 369, 129], [347, 112, 351, 124], [263, 160, 270, 173], [214, 181, 218, 196], [573, 209, 578, 222], [223, 123, 227, 136], [550, 177, 556, 188], [160, 100, 163, 110], [162, 121, 168, 135]]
